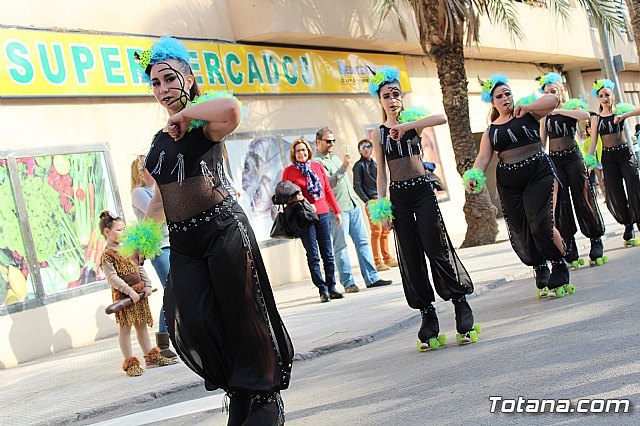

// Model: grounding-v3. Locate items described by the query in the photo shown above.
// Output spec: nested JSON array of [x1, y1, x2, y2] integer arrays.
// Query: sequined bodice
[[546, 115, 577, 140], [488, 113, 542, 152], [145, 127, 230, 222], [379, 126, 423, 161]]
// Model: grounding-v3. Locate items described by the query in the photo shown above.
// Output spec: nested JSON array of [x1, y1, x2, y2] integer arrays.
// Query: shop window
[[0, 149, 120, 313]]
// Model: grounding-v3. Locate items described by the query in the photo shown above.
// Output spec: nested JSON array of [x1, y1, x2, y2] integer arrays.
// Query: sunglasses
[[321, 139, 336, 144], [359, 144, 372, 151]]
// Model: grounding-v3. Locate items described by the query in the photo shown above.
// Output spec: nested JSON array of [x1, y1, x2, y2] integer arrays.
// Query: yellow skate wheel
[[469, 330, 479, 343], [537, 288, 547, 299], [565, 284, 576, 294], [438, 334, 447, 346], [473, 323, 482, 334], [428, 337, 439, 350]]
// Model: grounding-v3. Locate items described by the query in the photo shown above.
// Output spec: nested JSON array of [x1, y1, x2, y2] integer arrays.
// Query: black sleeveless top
[[379, 125, 422, 161], [488, 113, 541, 152], [598, 114, 625, 136], [144, 127, 230, 222], [545, 114, 577, 140]]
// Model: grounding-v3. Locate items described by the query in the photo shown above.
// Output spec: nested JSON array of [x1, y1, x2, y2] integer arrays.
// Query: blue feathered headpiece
[[135, 37, 191, 85], [368, 66, 401, 97], [538, 72, 563, 93], [592, 79, 615, 97], [480, 74, 509, 103]]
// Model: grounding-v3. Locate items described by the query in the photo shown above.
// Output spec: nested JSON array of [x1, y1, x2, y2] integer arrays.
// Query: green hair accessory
[[462, 168, 487, 194]]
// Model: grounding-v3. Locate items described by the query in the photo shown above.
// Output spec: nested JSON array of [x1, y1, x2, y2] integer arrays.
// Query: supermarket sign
[[1, 28, 411, 97]]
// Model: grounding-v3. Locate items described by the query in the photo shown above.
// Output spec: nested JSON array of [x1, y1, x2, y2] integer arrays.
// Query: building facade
[[1, 0, 638, 367]]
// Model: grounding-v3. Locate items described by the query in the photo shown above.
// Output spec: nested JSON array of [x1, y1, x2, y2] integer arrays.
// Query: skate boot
[[243, 393, 285, 426], [565, 237, 584, 269], [416, 304, 446, 352], [623, 224, 639, 247], [546, 259, 575, 298], [588, 238, 608, 266], [534, 264, 551, 298], [452, 296, 481, 345], [226, 391, 252, 426]]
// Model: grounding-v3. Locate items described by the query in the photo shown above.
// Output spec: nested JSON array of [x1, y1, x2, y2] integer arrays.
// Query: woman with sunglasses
[[466, 74, 571, 298], [353, 138, 398, 271], [537, 73, 606, 267], [368, 67, 478, 352], [587, 79, 640, 247]]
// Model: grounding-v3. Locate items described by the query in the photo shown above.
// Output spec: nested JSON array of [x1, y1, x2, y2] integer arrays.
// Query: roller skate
[[588, 238, 608, 267], [452, 296, 481, 345], [534, 264, 551, 298], [545, 259, 575, 298], [565, 237, 584, 269], [623, 224, 639, 247], [416, 304, 446, 352]]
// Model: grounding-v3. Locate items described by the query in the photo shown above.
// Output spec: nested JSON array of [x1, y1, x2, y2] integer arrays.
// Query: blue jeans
[[331, 204, 380, 288], [300, 213, 336, 294], [150, 247, 170, 333]]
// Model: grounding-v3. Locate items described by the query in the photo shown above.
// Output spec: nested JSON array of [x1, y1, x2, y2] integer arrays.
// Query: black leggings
[[601, 145, 640, 226], [551, 146, 605, 241], [497, 152, 564, 266], [390, 176, 473, 309], [164, 199, 293, 394]]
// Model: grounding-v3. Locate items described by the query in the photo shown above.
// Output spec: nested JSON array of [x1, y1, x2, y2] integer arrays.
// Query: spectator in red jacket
[[281, 138, 343, 303]]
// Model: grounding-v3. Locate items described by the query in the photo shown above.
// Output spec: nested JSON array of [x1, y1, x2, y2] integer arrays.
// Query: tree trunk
[[627, 0, 640, 60], [421, 1, 498, 247]]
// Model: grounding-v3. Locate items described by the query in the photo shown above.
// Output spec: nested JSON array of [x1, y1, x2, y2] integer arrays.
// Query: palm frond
[[482, 0, 524, 43], [373, 0, 408, 39], [546, 0, 572, 30], [573, 0, 627, 40]]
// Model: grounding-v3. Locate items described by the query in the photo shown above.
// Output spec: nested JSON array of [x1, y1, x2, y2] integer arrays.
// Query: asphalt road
[[85, 239, 640, 426]]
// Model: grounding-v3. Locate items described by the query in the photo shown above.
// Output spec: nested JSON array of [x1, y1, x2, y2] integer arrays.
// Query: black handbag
[[270, 210, 295, 240]]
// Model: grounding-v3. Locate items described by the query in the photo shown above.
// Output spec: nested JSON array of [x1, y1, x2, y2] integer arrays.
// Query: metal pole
[[597, 25, 634, 150]]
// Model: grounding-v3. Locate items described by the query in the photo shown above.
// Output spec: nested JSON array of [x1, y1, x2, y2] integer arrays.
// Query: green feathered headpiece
[[187, 90, 249, 131], [398, 106, 431, 124]]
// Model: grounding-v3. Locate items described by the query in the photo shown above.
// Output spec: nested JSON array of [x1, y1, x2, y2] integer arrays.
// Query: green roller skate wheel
[[428, 337, 439, 350], [438, 334, 447, 346], [456, 333, 463, 345], [469, 330, 479, 343], [473, 323, 482, 334], [565, 284, 576, 294], [554, 286, 566, 298], [596, 258, 603, 266], [571, 260, 580, 269], [603, 256, 609, 263], [537, 288, 546, 299], [417, 340, 427, 352], [579, 258, 585, 266]]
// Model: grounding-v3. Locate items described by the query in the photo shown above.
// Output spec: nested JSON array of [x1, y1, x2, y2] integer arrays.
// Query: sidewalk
[[0, 207, 624, 426]]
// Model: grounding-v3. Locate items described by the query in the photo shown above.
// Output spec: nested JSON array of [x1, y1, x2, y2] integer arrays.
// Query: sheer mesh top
[[545, 115, 577, 140], [488, 113, 542, 152], [597, 114, 627, 147], [145, 127, 230, 222]]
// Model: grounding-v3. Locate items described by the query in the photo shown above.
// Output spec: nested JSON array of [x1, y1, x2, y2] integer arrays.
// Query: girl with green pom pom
[[368, 66, 478, 351], [98, 211, 177, 377], [537, 73, 605, 268], [467, 74, 571, 298], [588, 79, 640, 246], [138, 36, 292, 425]]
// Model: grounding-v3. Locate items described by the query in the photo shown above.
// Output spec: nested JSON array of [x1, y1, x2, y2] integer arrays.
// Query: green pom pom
[[515, 93, 537, 107], [119, 219, 164, 260], [188, 90, 248, 131], [398, 106, 430, 124], [583, 154, 601, 170], [615, 103, 636, 116], [562, 98, 588, 111], [462, 168, 486, 194], [367, 198, 394, 225]]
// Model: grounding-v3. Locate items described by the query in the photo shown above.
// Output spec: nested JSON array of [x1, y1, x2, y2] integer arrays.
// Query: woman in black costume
[[587, 79, 640, 247], [466, 74, 572, 298], [537, 72, 606, 267], [368, 67, 478, 351], [140, 37, 293, 426]]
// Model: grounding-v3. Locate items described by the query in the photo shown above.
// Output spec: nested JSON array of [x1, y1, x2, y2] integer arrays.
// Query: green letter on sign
[[70, 45, 95, 85], [299, 55, 313, 86], [282, 55, 298, 85], [246, 53, 264, 85], [203, 51, 225, 86], [6, 41, 34, 85], [36, 42, 67, 85], [100, 46, 125, 85], [225, 53, 243, 86]]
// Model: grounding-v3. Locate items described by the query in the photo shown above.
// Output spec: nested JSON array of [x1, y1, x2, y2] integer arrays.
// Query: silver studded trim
[[602, 144, 628, 153], [389, 175, 429, 190], [167, 196, 235, 232], [549, 145, 579, 157]]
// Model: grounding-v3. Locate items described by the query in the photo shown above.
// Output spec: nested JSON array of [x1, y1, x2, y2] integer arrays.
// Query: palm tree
[[626, 0, 640, 59], [375, 0, 623, 247]]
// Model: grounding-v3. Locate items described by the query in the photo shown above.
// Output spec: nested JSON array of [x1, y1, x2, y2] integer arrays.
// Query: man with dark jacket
[[353, 138, 398, 271]]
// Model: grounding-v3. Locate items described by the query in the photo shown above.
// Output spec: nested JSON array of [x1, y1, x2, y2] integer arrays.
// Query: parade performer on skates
[[368, 67, 479, 352], [139, 37, 293, 426], [537, 72, 606, 268], [587, 79, 640, 248], [466, 74, 573, 299]]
